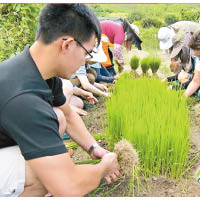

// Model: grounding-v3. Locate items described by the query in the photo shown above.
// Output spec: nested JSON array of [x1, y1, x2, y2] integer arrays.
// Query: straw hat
[[130, 24, 139, 35]]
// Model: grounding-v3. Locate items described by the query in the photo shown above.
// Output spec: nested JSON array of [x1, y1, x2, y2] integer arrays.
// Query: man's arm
[[185, 69, 200, 98], [59, 100, 103, 155], [28, 152, 120, 196]]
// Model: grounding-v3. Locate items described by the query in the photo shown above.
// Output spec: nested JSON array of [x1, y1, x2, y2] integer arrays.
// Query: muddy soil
[[70, 50, 200, 197]]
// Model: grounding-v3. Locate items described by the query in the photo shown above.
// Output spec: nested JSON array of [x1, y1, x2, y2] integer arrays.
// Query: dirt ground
[[71, 50, 200, 197]]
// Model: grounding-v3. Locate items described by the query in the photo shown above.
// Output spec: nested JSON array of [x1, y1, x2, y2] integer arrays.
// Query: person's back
[[171, 21, 200, 34], [100, 21, 125, 45], [0, 45, 67, 155]]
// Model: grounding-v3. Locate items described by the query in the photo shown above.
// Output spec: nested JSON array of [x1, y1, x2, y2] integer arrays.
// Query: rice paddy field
[[1, 3, 200, 197], [65, 49, 200, 197]]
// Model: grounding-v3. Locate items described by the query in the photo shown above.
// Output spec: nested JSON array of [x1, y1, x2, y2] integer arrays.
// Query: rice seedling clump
[[149, 56, 161, 73], [130, 56, 140, 71], [114, 139, 139, 176], [140, 57, 151, 75], [106, 74, 190, 179]]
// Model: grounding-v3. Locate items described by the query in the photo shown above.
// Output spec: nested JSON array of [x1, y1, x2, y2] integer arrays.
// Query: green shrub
[[180, 8, 200, 22], [141, 18, 165, 28], [149, 56, 161, 73], [90, 4, 113, 16], [0, 4, 43, 62], [106, 75, 190, 179], [140, 57, 150, 74], [130, 56, 140, 71], [164, 14, 180, 25], [126, 11, 144, 23]]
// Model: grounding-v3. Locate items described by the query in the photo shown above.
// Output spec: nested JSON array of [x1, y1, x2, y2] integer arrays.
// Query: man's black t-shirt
[[0, 46, 67, 160]]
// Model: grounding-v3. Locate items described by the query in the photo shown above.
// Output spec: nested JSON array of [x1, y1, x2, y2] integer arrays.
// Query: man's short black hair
[[35, 4, 101, 45]]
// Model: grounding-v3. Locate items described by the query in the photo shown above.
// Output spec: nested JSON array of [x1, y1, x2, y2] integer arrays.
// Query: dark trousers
[[92, 66, 114, 83]]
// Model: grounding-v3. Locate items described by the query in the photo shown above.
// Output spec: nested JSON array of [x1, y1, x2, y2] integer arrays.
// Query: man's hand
[[90, 145, 109, 159], [100, 153, 121, 184]]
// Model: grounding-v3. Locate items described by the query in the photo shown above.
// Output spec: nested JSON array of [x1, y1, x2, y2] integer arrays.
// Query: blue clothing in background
[[90, 63, 114, 83]]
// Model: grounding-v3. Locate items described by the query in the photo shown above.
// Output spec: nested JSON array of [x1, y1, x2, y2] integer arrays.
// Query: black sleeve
[[167, 74, 178, 82], [47, 77, 66, 107], [0, 93, 67, 160]]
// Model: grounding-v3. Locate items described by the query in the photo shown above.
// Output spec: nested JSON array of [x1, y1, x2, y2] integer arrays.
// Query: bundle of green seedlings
[[130, 56, 140, 71], [140, 57, 151, 75], [106, 74, 190, 179], [149, 56, 161, 75], [130, 56, 140, 78]]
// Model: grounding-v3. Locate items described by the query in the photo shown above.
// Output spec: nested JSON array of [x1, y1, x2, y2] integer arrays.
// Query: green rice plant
[[140, 57, 151, 75], [130, 56, 140, 71], [149, 56, 161, 74], [106, 74, 190, 179]]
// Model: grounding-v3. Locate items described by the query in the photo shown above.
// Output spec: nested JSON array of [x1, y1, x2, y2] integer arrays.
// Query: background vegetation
[[0, 4, 200, 61], [0, 4, 44, 61]]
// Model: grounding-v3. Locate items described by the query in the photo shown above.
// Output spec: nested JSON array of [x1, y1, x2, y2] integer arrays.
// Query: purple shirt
[[100, 21, 125, 45]]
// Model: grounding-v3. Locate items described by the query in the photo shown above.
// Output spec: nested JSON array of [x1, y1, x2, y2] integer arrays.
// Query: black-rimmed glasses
[[63, 38, 93, 59]]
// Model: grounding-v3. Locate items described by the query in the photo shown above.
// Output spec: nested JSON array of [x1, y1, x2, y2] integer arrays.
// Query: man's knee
[[53, 107, 67, 135]]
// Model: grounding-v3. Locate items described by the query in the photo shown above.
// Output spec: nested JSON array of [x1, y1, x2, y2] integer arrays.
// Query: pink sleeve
[[113, 44, 124, 64]]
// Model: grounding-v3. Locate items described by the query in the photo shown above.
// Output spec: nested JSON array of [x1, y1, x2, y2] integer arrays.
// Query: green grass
[[106, 74, 190, 179]]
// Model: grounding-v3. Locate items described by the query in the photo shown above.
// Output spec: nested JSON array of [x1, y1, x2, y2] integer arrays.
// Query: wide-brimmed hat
[[170, 32, 190, 59], [89, 42, 107, 63], [158, 27, 175, 50], [130, 24, 139, 35]]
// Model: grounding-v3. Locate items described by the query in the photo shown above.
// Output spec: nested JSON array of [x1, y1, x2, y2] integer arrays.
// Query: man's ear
[[61, 37, 74, 52]]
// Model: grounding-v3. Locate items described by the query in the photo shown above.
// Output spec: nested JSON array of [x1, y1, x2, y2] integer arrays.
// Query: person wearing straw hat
[[158, 21, 200, 87]]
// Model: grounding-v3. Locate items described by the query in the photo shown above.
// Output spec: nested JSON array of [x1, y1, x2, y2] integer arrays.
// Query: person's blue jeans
[[91, 66, 114, 83], [106, 66, 116, 76]]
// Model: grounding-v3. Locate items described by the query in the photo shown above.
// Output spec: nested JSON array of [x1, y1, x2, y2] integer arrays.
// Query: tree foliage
[[90, 4, 112, 17], [165, 14, 180, 25], [141, 18, 165, 28], [126, 11, 144, 23], [180, 8, 200, 22], [0, 4, 43, 61]]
